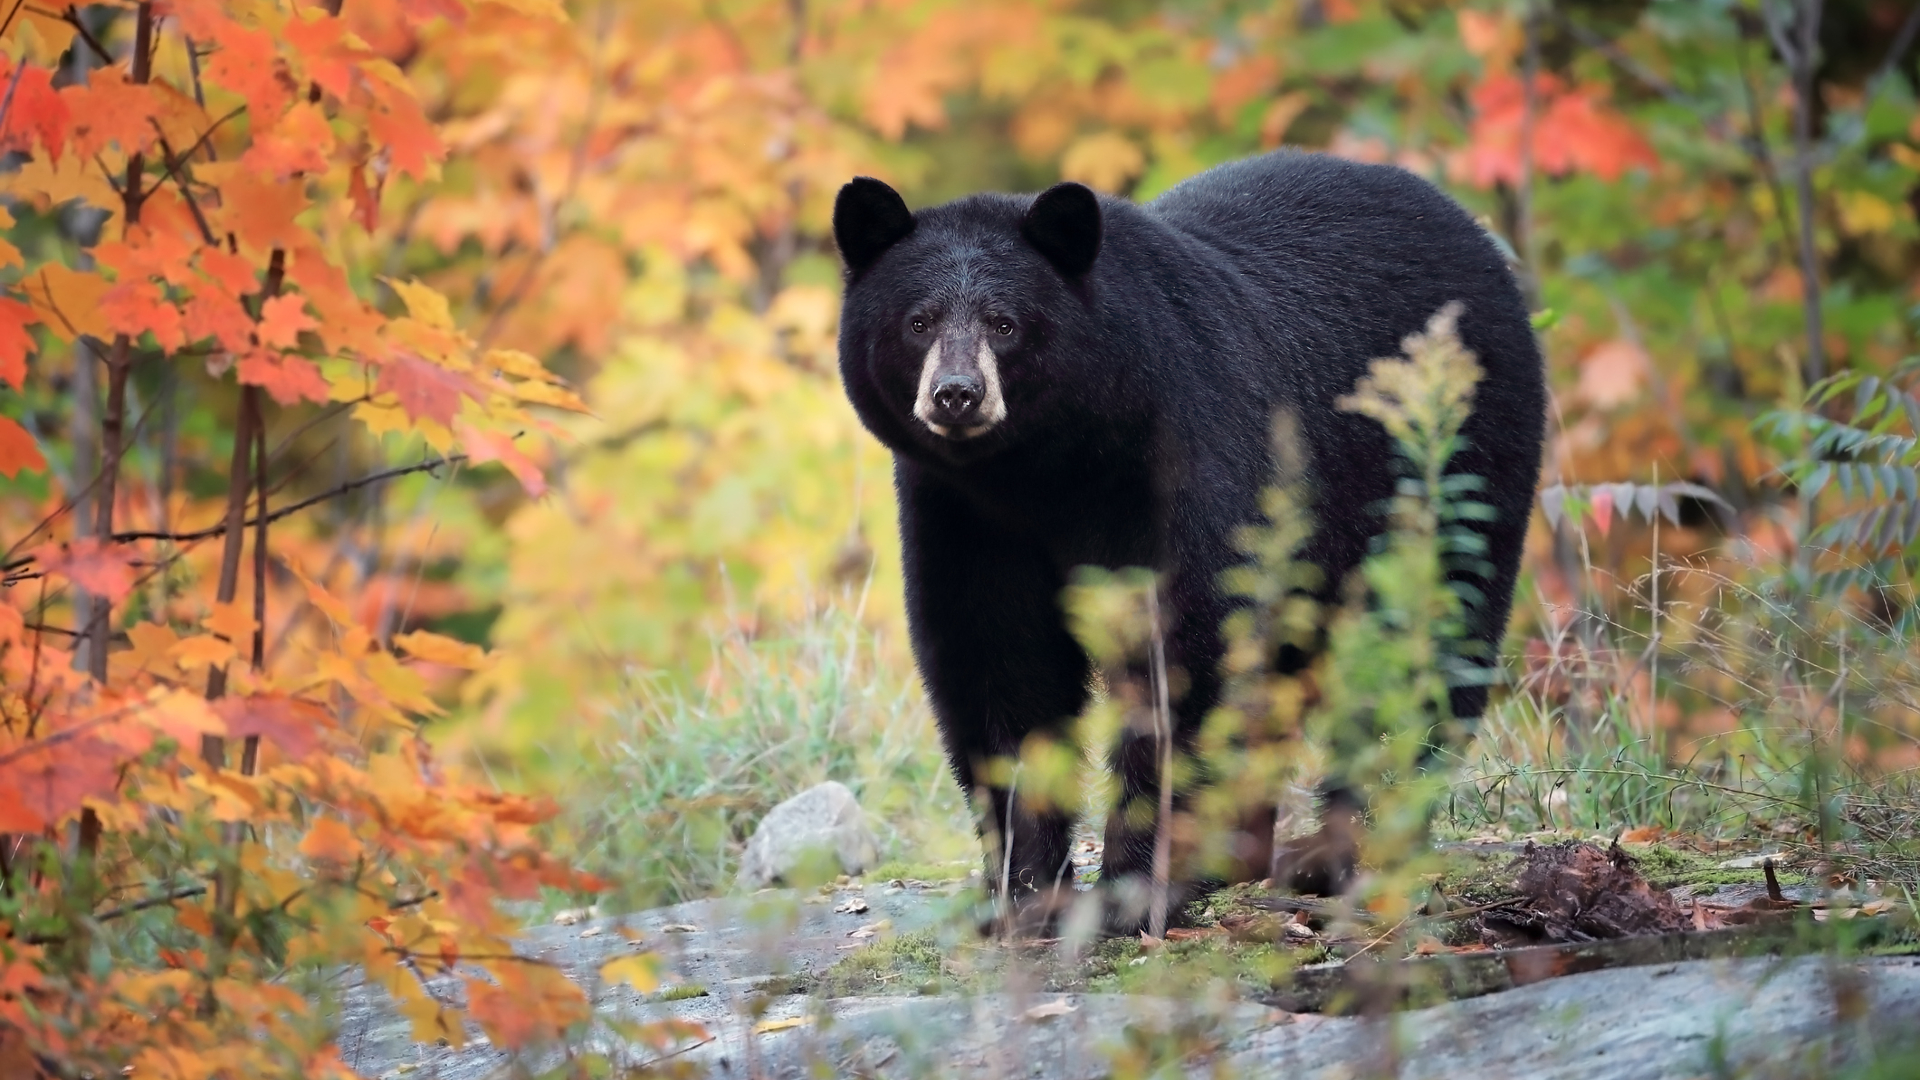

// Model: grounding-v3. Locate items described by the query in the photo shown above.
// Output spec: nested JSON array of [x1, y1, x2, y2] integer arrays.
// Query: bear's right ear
[[833, 177, 915, 276], [1021, 182, 1102, 279]]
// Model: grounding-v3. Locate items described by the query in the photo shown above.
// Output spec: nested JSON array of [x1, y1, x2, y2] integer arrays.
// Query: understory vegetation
[[6, 0, 1920, 1077]]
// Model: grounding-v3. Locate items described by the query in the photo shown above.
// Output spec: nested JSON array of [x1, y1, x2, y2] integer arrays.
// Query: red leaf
[[377, 354, 485, 426], [1590, 487, 1615, 537], [0, 416, 43, 478], [33, 537, 137, 600], [257, 294, 319, 350], [237, 349, 330, 405], [347, 162, 382, 232], [213, 694, 333, 760], [0, 59, 69, 159], [0, 297, 39, 389], [0, 735, 122, 830], [1455, 73, 1656, 189], [458, 422, 547, 497]]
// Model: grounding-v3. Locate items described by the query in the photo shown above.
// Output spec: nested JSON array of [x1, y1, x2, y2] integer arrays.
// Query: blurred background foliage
[[381, 0, 1920, 785], [9, 0, 1920, 894]]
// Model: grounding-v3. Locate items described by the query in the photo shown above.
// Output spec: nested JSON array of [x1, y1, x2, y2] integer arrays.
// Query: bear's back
[[1131, 151, 1536, 418]]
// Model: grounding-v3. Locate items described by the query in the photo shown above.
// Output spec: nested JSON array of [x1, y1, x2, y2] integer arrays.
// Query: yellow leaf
[[1837, 190, 1902, 235], [1060, 132, 1144, 193], [286, 559, 356, 626], [385, 277, 456, 331], [204, 600, 258, 643], [0, 207, 19, 269], [4, 152, 119, 217], [169, 633, 237, 670], [361, 650, 444, 715], [479, 0, 569, 19], [183, 772, 257, 822], [483, 348, 562, 383], [753, 1016, 810, 1034], [19, 263, 112, 342], [122, 621, 180, 672], [1891, 144, 1920, 172], [510, 379, 591, 413], [393, 629, 488, 669], [298, 817, 362, 863], [600, 953, 662, 993], [399, 991, 468, 1049], [145, 688, 228, 744]]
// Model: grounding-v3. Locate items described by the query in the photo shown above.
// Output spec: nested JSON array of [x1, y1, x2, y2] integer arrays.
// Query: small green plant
[[545, 601, 972, 909]]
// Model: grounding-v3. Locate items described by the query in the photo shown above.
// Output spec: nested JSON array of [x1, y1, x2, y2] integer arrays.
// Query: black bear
[[832, 150, 1546, 930]]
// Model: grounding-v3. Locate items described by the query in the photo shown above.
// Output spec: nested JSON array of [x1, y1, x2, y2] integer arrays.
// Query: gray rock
[[736, 781, 880, 889]]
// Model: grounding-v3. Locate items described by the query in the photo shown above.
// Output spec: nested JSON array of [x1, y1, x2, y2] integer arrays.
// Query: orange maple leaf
[[364, 76, 444, 181], [457, 422, 547, 497], [377, 354, 485, 425], [181, 290, 257, 353], [217, 168, 311, 254], [297, 816, 361, 864], [257, 294, 320, 350], [242, 101, 335, 179], [238, 349, 330, 405], [60, 68, 164, 159], [204, 23, 293, 123], [100, 280, 187, 351], [0, 417, 44, 478], [198, 247, 261, 298]]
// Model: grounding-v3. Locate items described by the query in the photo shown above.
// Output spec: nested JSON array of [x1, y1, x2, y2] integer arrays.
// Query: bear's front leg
[[896, 465, 1090, 934]]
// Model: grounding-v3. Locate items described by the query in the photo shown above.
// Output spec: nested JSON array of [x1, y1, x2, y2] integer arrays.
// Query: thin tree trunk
[[1789, 0, 1825, 383]]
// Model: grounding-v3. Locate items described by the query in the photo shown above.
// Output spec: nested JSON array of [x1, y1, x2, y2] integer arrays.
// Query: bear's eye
[[996, 320, 1014, 336], [910, 318, 927, 334]]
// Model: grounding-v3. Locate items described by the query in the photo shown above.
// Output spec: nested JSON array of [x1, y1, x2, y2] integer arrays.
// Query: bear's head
[[832, 176, 1103, 460]]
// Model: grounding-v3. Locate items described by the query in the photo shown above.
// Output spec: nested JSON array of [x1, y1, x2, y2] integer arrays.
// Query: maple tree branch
[[57, 6, 112, 65], [0, 0, 25, 39], [1787, 0, 1825, 383], [110, 454, 469, 545], [0, 44, 28, 142]]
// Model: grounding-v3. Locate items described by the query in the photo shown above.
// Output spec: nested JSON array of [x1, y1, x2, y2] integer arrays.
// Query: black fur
[[833, 150, 1546, 924]]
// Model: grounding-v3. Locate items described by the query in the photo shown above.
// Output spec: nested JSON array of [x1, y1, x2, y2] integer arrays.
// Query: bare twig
[[109, 454, 468, 545], [1146, 582, 1174, 942]]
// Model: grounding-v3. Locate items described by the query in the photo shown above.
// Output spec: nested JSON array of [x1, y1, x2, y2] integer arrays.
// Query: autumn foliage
[[2, 0, 1919, 1074]]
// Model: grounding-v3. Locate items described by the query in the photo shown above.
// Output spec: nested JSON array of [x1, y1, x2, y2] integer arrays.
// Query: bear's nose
[[931, 374, 982, 423]]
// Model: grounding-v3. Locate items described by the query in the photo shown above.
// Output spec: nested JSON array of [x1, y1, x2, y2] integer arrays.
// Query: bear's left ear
[[834, 177, 915, 276], [1021, 182, 1102, 279]]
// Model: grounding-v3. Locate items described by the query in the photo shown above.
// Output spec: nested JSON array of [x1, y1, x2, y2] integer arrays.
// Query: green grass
[[544, 603, 973, 910]]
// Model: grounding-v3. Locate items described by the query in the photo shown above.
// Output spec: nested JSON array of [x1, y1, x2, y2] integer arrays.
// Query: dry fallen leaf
[[753, 1016, 810, 1035], [580, 925, 603, 938], [1138, 931, 1163, 952], [1022, 999, 1078, 1022], [660, 923, 700, 933], [553, 906, 597, 926], [848, 919, 892, 939]]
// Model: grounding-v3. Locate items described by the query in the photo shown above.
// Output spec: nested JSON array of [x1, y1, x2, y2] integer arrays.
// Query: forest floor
[[332, 839, 1920, 1079]]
